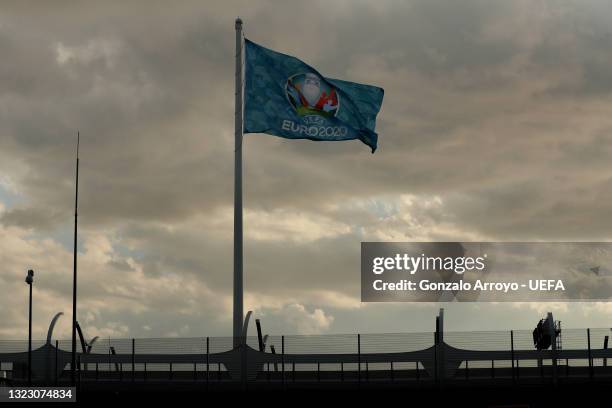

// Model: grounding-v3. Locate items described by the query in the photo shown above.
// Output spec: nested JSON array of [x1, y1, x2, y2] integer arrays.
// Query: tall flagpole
[[71, 132, 79, 385], [233, 17, 244, 346]]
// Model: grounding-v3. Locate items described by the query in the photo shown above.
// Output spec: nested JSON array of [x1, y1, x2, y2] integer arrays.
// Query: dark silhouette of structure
[[25, 269, 34, 386], [2, 309, 612, 393], [71, 132, 80, 386]]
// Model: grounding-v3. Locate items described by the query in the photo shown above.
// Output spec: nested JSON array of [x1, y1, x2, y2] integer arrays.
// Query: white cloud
[[245, 208, 351, 242], [55, 38, 121, 68], [0, 222, 231, 339], [257, 303, 334, 335]]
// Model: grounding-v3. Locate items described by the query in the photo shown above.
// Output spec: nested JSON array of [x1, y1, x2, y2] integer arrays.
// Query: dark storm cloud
[[2, 0, 612, 337], [527, 0, 612, 96], [0, 0, 573, 229]]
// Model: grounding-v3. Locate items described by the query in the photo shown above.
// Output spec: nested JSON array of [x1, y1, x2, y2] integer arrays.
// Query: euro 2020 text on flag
[[243, 39, 384, 152]]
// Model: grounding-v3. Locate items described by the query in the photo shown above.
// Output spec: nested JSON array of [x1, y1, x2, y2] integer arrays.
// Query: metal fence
[[1, 328, 611, 388]]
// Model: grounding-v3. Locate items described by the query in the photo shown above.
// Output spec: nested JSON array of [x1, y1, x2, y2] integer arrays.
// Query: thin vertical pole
[[55, 340, 59, 385], [510, 330, 515, 383], [539, 350, 543, 381], [604, 335, 609, 368], [281, 335, 285, 389], [233, 17, 244, 347], [28, 282, 32, 386], [71, 132, 80, 386], [587, 328, 593, 380], [206, 337, 209, 389], [551, 320, 558, 385], [434, 332, 438, 385], [131, 338, 135, 382], [357, 334, 361, 387], [77, 355, 81, 389]]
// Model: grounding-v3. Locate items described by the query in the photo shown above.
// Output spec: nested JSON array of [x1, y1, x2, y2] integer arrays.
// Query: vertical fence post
[[281, 335, 285, 390], [416, 361, 420, 382], [292, 361, 295, 383], [465, 360, 469, 380], [107, 339, 111, 377], [587, 328, 593, 380], [510, 330, 515, 384], [77, 355, 81, 389], [131, 338, 135, 382], [552, 322, 558, 385], [357, 333, 361, 388], [434, 332, 438, 385], [604, 335, 609, 368], [244, 335, 248, 391], [391, 361, 394, 382], [206, 337, 209, 389], [341, 362, 344, 382], [539, 350, 543, 382], [55, 340, 59, 385]]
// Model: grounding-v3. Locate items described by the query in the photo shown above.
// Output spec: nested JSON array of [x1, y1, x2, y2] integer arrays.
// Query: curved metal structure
[[46, 312, 63, 345], [87, 336, 99, 353], [241, 310, 253, 343], [75, 321, 88, 354]]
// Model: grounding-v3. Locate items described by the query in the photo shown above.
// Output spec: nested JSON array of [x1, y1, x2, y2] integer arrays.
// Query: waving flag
[[243, 39, 384, 152]]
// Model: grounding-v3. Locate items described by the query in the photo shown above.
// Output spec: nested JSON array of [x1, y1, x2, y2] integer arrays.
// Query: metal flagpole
[[233, 17, 244, 347], [71, 132, 80, 385]]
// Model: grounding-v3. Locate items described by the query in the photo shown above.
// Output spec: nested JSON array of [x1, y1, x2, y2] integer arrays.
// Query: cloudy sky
[[2, 0, 612, 340]]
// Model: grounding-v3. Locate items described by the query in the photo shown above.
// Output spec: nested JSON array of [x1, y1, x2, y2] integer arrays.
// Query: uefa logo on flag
[[285, 73, 340, 118]]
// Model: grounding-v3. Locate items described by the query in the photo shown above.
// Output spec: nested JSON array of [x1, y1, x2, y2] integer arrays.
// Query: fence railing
[[1, 328, 611, 388]]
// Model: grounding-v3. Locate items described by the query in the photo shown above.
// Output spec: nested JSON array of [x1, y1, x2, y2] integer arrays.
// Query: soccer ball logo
[[286, 73, 339, 117]]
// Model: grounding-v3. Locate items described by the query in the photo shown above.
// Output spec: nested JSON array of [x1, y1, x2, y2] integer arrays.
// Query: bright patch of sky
[[0, 178, 21, 208]]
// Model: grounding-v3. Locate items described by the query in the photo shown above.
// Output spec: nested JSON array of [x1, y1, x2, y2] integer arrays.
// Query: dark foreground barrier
[[1, 327, 611, 391]]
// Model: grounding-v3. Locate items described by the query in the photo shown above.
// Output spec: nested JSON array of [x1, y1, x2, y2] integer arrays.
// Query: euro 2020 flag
[[243, 39, 384, 152]]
